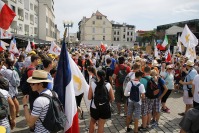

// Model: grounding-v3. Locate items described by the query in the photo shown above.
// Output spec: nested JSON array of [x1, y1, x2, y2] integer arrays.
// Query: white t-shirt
[[193, 74, 199, 103], [90, 82, 111, 109], [124, 81, 145, 105], [123, 71, 135, 90], [31, 90, 53, 133], [0, 89, 11, 128]]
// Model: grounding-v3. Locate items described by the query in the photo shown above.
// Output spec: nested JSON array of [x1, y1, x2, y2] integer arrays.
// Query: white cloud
[[54, 0, 199, 36]]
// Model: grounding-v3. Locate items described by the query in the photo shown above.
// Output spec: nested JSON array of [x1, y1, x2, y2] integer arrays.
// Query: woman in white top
[[160, 62, 167, 78], [88, 70, 114, 133]]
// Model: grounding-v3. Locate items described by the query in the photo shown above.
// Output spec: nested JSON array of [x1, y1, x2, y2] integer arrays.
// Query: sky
[[54, 0, 199, 36]]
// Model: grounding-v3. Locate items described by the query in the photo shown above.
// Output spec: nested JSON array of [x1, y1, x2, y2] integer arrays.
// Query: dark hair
[[85, 54, 89, 58], [135, 71, 143, 78], [106, 58, 112, 64], [87, 66, 97, 76], [50, 67, 57, 75], [144, 66, 151, 73], [118, 56, 125, 64], [18, 54, 25, 62], [133, 63, 140, 70], [5, 58, 14, 69], [96, 70, 106, 86], [31, 54, 40, 62], [42, 58, 52, 68], [41, 82, 48, 88]]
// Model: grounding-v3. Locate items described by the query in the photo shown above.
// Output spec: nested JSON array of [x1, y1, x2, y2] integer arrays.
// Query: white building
[[2, 0, 58, 44]]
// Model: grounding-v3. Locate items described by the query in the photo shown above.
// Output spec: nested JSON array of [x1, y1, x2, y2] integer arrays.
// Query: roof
[[91, 10, 107, 18]]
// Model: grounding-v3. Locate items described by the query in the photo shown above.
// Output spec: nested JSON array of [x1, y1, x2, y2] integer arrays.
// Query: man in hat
[[22, 70, 52, 132], [179, 60, 198, 116]]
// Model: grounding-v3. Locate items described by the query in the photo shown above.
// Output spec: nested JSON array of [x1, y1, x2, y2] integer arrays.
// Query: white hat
[[152, 60, 159, 67], [27, 70, 52, 83], [185, 60, 194, 67]]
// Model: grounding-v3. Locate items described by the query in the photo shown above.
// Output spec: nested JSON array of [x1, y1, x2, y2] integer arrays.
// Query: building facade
[[78, 11, 135, 47], [2, 0, 58, 44]]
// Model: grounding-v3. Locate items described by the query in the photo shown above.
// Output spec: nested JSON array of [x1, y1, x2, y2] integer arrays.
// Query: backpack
[[94, 82, 109, 108], [39, 91, 67, 132], [20, 67, 34, 95], [129, 82, 141, 102], [118, 65, 127, 84], [0, 76, 9, 91], [102, 66, 112, 82], [123, 72, 134, 91], [143, 77, 159, 99], [10, 70, 20, 87], [0, 91, 9, 120]]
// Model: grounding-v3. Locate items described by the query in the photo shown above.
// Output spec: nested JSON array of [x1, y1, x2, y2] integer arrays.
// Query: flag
[[165, 48, 171, 62], [180, 24, 198, 48], [0, 1, 16, 30], [0, 40, 7, 51], [9, 38, 19, 54], [185, 41, 196, 62], [25, 39, 32, 53], [177, 35, 182, 52], [53, 41, 79, 133], [154, 40, 159, 58], [162, 35, 168, 47], [100, 42, 106, 52], [0, 28, 12, 39], [49, 41, 61, 55], [31, 39, 35, 49], [156, 43, 166, 51]]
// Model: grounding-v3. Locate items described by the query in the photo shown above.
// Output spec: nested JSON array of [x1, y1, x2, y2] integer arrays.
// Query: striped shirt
[[31, 90, 52, 133], [0, 89, 11, 128]]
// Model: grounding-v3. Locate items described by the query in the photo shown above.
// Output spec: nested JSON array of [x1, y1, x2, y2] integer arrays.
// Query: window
[[123, 35, 125, 38], [131, 32, 133, 36], [35, 17, 37, 24], [127, 32, 129, 36], [11, 5, 16, 12], [96, 16, 102, 20], [124, 28, 126, 32], [18, 24, 23, 31], [30, 27, 33, 34], [127, 38, 129, 41], [117, 31, 119, 35], [30, 3, 33, 10], [92, 21, 95, 25], [114, 37, 116, 41], [103, 28, 105, 33], [103, 21, 105, 25], [25, 12, 28, 20], [117, 38, 119, 41], [103, 36, 105, 41], [130, 38, 132, 41], [92, 35, 95, 40], [92, 28, 95, 33]]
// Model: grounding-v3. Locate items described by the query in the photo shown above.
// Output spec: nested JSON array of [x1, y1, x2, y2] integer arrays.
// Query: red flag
[[0, 1, 16, 30], [166, 50, 171, 62], [100, 42, 106, 52], [157, 43, 166, 51]]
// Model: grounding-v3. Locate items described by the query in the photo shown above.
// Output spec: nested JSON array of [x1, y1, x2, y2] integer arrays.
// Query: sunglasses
[[30, 83, 38, 86]]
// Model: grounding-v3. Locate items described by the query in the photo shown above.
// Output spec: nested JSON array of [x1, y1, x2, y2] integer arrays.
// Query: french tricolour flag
[[0, 1, 16, 30], [53, 40, 79, 133]]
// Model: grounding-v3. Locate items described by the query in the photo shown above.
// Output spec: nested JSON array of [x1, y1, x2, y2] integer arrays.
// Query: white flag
[[0, 28, 12, 39], [9, 38, 19, 54], [180, 24, 198, 48], [185, 42, 196, 62], [177, 35, 182, 52], [68, 53, 90, 109], [0, 40, 8, 50], [49, 41, 61, 55], [154, 40, 159, 58], [25, 39, 32, 53]]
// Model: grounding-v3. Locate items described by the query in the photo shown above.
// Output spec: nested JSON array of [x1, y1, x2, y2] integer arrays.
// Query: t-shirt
[[0, 89, 10, 128], [164, 73, 174, 90], [114, 64, 131, 87], [90, 82, 111, 109], [158, 77, 166, 96], [123, 71, 135, 90], [124, 81, 145, 105], [110, 58, 116, 70], [140, 76, 151, 91], [183, 68, 198, 91], [193, 74, 199, 103], [179, 107, 199, 133], [47, 73, 53, 90], [31, 90, 53, 133]]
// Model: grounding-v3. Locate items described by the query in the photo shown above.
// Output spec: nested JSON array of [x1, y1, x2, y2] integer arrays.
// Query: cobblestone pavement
[[12, 91, 184, 133]]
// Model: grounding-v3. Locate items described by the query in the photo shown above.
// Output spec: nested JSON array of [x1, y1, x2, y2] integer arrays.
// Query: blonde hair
[[151, 69, 157, 76]]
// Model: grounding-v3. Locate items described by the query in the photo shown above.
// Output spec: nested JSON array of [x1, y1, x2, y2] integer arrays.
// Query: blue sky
[[54, 0, 199, 36]]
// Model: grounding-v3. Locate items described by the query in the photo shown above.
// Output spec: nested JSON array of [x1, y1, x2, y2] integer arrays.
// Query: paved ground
[[12, 91, 185, 133]]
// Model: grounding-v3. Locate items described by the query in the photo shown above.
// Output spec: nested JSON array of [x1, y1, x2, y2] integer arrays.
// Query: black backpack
[[20, 67, 34, 95], [129, 82, 141, 102], [39, 91, 67, 132], [118, 65, 127, 84], [0, 76, 9, 91], [0, 91, 9, 120], [94, 82, 109, 108], [143, 77, 159, 99]]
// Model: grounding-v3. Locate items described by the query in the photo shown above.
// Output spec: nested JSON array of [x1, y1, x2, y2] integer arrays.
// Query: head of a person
[[87, 66, 97, 76], [185, 60, 194, 70], [31, 54, 40, 66], [0, 58, 5, 69], [135, 71, 144, 80], [166, 65, 173, 72], [42, 58, 53, 70], [85, 54, 89, 59], [133, 63, 140, 71], [118, 56, 125, 64], [97, 70, 106, 83], [106, 58, 112, 65], [4, 58, 14, 69], [27, 70, 51, 92], [144, 66, 151, 74], [18, 54, 25, 62]]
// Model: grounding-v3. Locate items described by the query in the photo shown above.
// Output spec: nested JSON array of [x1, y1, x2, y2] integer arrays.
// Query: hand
[[10, 119, 16, 130], [22, 95, 29, 105], [179, 80, 183, 85]]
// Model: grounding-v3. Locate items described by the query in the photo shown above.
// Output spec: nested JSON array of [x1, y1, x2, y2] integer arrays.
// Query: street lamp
[[63, 20, 73, 47]]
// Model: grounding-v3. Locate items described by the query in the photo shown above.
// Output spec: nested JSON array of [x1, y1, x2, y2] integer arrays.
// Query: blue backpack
[[129, 81, 141, 102]]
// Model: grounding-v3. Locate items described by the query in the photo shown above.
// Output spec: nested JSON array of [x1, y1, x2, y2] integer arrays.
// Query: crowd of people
[[0, 46, 198, 133]]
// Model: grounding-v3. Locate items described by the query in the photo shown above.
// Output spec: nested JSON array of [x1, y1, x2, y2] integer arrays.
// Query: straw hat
[[166, 65, 173, 69], [27, 70, 52, 83], [135, 56, 141, 61], [185, 60, 194, 67], [152, 60, 159, 67]]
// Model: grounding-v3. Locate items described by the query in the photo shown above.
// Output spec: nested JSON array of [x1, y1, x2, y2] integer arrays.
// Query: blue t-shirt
[[183, 68, 197, 91], [47, 73, 53, 90], [158, 77, 165, 96], [110, 58, 116, 70]]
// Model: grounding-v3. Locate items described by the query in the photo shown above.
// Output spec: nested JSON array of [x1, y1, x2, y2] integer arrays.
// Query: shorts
[[90, 103, 111, 120], [183, 90, 193, 105], [127, 101, 141, 119], [141, 98, 154, 116], [153, 98, 161, 113], [115, 86, 127, 103]]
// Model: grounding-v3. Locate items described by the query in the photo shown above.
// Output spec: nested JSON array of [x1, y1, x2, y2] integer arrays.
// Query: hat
[[29, 51, 36, 55], [27, 70, 52, 83], [152, 60, 159, 67], [185, 60, 194, 67], [135, 56, 141, 61], [166, 65, 173, 69]]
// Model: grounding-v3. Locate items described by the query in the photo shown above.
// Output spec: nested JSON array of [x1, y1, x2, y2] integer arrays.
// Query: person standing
[[192, 67, 199, 107]]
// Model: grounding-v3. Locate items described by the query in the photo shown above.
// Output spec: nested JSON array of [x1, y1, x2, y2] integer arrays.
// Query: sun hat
[[27, 70, 52, 83], [185, 60, 194, 67], [152, 60, 159, 67], [166, 65, 173, 69], [135, 56, 141, 61]]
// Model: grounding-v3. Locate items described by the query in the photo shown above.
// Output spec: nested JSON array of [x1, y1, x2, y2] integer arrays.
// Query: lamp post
[[63, 20, 73, 47]]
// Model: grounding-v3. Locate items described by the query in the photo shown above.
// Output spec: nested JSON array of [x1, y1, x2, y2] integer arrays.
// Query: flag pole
[[63, 27, 67, 46]]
